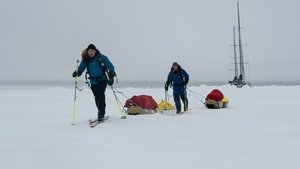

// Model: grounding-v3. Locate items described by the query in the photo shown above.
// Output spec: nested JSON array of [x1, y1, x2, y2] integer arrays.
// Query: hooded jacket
[[166, 64, 189, 86], [77, 49, 115, 85]]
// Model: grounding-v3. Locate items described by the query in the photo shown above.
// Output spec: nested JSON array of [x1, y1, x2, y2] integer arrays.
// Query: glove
[[164, 83, 169, 91], [72, 70, 83, 78], [72, 71, 78, 78], [108, 71, 116, 79], [183, 81, 188, 86], [107, 78, 114, 86]]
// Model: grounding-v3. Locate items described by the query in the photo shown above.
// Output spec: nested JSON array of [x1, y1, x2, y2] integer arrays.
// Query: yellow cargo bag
[[157, 100, 175, 111]]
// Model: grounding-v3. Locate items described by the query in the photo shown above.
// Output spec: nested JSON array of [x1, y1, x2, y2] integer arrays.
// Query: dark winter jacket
[[166, 66, 189, 86]]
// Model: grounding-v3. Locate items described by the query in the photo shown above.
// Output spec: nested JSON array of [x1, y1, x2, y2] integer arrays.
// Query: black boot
[[98, 112, 105, 121], [184, 102, 188, 111]]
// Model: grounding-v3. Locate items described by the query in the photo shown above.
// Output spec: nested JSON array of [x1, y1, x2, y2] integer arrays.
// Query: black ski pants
[[91, 81, 107, 119]]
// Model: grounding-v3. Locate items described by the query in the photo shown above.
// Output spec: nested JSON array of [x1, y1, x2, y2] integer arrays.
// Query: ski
[[89, 116, 109, 127], [90, 121, 101, 128], [89, 119, 98, 125]]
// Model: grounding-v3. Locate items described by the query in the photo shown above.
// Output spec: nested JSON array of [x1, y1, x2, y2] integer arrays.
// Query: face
[[173, 65, 178, 70], [87, 49, 96, 57]]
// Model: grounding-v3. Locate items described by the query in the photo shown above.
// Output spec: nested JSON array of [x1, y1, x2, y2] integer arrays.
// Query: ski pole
[[164, 82, 170, 101], [110, 86, 127, 119], [165, 90, 168, 101], [105, 71, 127, 119], [71, 59, 80, 125]]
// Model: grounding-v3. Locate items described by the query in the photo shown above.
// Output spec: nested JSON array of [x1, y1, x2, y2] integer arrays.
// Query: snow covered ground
[[0, 84, 300, 169]]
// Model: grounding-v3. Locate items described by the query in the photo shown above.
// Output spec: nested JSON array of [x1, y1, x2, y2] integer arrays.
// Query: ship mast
[[233, 26, 238, 78], [237, 1, 245, 84]]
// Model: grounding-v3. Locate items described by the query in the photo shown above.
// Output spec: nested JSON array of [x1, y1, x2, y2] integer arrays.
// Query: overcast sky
[[1, 0, 299, 84]]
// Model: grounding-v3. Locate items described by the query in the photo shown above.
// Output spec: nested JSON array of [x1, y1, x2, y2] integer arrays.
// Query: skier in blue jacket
[[165, 62, 189, 114], [72, 44, 116, 120]]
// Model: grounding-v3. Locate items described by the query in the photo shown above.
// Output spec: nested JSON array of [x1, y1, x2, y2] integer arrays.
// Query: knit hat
[[172, 62, 179, 66], [87, 44, 96, 50]]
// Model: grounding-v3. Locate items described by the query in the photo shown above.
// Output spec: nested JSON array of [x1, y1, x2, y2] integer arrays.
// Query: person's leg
[[91, 82, 107, 120], [91, 85, 100, 112], [179, 85, 188, 111], [97, 82, 107, 119], [173, 94, 181, 113], [180, 94, 188, 111], [173, 85, 181, 113]]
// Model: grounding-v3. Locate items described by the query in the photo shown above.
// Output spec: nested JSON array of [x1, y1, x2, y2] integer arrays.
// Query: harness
[[84, 55, 108, 85]]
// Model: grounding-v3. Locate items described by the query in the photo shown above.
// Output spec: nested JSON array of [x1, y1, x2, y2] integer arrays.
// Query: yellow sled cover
[[157, 100, 175, 111]]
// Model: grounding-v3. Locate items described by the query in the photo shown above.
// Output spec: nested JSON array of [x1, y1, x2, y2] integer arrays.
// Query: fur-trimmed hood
[[81, 48, 101, 61], [170, 63, 182, 73]]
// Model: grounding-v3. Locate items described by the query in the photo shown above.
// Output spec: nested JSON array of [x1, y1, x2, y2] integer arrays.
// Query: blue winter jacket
[[167, 68, 189, 85], [78, 54, 115, 85]]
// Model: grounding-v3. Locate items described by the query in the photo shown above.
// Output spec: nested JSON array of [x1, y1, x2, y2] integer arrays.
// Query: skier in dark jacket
[[165, 62, 189, 114], [72, 44, 116, 121]]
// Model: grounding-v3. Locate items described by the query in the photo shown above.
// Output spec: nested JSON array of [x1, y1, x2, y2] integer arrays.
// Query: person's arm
[[165, 72, 173, 90], [72, 60, 87, 77], [102, 55, 116, 78], [182, 69, 189, 85]]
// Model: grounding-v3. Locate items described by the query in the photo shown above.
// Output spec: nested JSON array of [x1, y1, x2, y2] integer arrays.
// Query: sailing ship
[[229, 2, 248, 88]]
